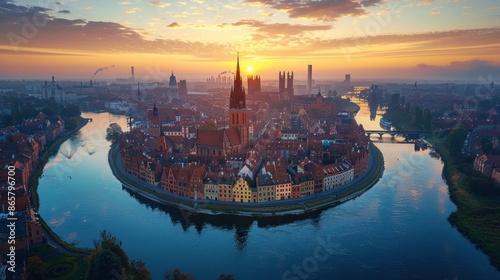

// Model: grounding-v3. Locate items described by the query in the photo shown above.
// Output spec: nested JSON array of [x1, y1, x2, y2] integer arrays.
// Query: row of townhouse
[[0, 113, 64, 279], [147, 158, 354, 203]]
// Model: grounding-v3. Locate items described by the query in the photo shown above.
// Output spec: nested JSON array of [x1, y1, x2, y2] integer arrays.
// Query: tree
[[481, 138, 494, 155], [217, 274, 235, 280], [414, 105, 422, 128], [164, 268, 196, 280], [27, 256, 45, 278], [60, 104, 81, 118], [106, 123, 123, 142], [91, 249, 121, 280], [93, 230, 128, 269], [423, 108, 432, 130], [130, 260, 152, 280], [447, 126, 467, 158], [65, 116, 81, 131], [202, 120, 217, 130]]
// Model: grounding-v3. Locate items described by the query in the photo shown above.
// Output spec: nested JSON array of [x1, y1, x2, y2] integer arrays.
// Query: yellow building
[[232, 177, 252, 203]]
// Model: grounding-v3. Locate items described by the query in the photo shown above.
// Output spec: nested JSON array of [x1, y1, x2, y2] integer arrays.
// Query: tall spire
[[230, 53, 245, 109], [234, 52, 242, 91]]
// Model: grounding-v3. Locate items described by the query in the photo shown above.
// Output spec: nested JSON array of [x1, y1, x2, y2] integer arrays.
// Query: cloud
[[55, 1, 64, 5], [414, 59, 500, 80], [242, 0, 383, 21], [167, 22, 181, 28], [58, 9, 70, 14], [119, 1, 133, 4], [0, 1, 230, 58], [419, 0, 435, 5], [219, 19, 332, 36], [124, 7, 141, 14], [430, 10, 441, 15], [150, 1, 171, 8], [258, 10, 274, 17]]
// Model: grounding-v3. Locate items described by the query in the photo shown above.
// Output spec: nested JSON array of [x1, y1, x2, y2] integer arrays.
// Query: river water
[[37, 106, 500, 279]]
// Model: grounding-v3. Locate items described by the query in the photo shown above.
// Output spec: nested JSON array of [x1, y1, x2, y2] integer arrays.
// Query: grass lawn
[[29, 245, 89, 280]]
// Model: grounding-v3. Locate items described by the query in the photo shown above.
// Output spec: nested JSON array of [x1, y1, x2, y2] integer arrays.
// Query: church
[[196, 54, 249, 157]]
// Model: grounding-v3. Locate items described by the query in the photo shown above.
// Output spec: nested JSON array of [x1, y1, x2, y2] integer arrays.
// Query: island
[[108, 56, 384, 215]]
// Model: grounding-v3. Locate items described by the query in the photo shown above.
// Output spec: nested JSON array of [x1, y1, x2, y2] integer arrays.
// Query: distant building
[[307, 65, 312, 95], [43, 76, 65, 104], [279, 71, 294, 99], [168, 72, 179, 102], [178, 79, 187, 97], [247, 75, 261, 95], [344, 74, 351, 86]]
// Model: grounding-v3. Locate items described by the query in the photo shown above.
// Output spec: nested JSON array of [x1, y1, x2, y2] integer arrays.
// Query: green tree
[[468, 175, 498, 195], [130, 260, 152, 280], [2, 114, 14, 126], [165, 268, 196, 280], [27, 255, 45, 279], [91, 249, 121, 280], [106, 123, 123, 142], [447, 126, 467, 158], [60, 104, 81, 118], [414, 105, 422, 128], [202, 120, 218, 130], [65, 116, 81, 131], [423, 108, 432, 130], [481, 138, 494, 154]]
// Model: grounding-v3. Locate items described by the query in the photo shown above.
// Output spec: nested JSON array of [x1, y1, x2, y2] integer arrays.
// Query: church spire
[[230, 53, 245, 109], [234, 52, 243, 93]]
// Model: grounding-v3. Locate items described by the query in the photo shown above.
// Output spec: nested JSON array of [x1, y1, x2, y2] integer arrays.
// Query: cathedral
[[196, 54, 249, 157]]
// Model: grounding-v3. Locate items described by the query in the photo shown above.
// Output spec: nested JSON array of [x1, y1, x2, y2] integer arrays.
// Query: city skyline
[[1, 0, 500, 81]]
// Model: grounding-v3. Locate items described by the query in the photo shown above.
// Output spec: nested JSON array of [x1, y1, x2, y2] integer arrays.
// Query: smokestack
[[131, 66, 135, 83]]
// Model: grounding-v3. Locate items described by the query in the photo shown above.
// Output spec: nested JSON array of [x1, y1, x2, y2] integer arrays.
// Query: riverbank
[[386, 113, 500, 271], [428, 138, 500, 270], [108, 141, 384, 217]]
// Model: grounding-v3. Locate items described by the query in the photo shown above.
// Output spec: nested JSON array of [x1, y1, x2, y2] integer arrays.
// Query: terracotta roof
[[226, 127, 241, 146], [197, 129, 224, 148]]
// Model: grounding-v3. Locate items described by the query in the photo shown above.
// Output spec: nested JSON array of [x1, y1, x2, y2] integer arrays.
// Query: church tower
[[229, 53, 249, 148], [148, 102, 161, 137]]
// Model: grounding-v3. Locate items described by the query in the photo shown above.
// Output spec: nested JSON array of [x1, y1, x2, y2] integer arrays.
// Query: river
[[37, 106, 500, 280]]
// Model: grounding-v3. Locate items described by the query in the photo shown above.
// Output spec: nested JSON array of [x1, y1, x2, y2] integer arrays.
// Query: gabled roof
[[197, 129, 224, 148]]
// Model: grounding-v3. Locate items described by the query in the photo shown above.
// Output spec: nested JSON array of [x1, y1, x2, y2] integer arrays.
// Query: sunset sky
[[1, 0, 499, 82]]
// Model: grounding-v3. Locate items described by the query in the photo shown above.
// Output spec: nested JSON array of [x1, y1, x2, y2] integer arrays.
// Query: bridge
[[365, 130, 428, 140]]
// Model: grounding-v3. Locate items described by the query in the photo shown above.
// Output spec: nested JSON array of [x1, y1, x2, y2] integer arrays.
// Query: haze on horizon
[[0, 0, 499, 82]]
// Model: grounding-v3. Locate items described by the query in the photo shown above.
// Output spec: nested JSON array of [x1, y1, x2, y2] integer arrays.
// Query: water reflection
[[36, 111, 500, 280], [122, 186, 326, 249]]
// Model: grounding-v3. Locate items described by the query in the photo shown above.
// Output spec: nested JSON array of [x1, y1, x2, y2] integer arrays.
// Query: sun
[[247, 66, 253, 72]]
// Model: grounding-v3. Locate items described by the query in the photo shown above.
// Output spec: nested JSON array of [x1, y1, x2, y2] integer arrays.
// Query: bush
[[467, 175, 500, 196]]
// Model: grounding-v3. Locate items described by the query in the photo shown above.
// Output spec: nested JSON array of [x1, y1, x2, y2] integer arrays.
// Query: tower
[[148, 102, 161, 137], [43, 80, 48, 99], [229, 53, 249, 148], [168, 72, 179, 102], [178, 79, 187, 97], [286, 71, 294, 98], [51, 76, 56, 99], [344, 74, 351, 86], [247, 75, 261, 95], [307, 65, 312, 95], [279, 71, 286, 93]]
